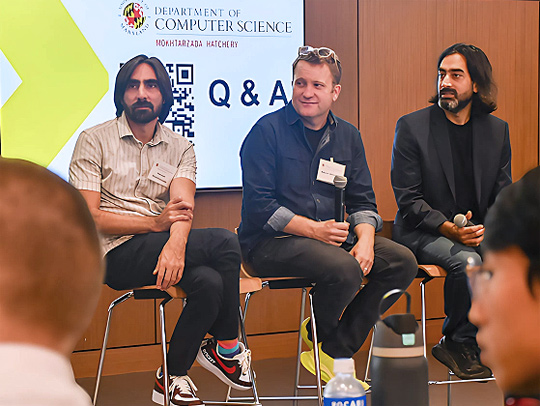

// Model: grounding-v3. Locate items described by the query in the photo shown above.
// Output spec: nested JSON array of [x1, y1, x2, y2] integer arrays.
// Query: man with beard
[[70, 55, 252, 406], [391, 43, 511, 380]]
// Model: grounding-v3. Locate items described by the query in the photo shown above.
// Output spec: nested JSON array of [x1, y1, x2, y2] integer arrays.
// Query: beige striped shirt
[[69, 113, 196, 254]]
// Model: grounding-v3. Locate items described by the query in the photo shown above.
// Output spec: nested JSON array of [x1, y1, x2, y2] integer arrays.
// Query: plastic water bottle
[[323, 358, 366, 406]]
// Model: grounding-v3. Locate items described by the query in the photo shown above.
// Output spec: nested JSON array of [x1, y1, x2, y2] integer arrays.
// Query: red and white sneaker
[[152, 367, 204, 406], [196, 338, 253, 391]]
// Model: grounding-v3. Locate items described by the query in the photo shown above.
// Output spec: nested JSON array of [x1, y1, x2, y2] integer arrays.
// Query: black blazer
[[391, 105, 512, 237]]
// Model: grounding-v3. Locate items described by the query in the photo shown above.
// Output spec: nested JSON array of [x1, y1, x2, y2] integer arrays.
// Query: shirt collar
[[117, 112, 169, 146], [284, 101, 337, 130]]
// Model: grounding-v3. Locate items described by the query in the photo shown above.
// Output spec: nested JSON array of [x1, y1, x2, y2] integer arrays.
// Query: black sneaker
[[432, 337, 493, 380], [152, 367, 204, 406], [196, 338, 253, 391]]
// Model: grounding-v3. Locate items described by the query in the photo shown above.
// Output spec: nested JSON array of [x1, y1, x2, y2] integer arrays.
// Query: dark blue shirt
[[239, 102, 382, 258]]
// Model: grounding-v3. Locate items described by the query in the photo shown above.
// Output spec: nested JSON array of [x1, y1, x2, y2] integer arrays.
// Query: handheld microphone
[[453, 213, 474, 228], [333, 175, 347, 222]]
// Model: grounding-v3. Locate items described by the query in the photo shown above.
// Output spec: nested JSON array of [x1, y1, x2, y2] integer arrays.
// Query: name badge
[[316, 158, 346, 185], [148, 160, 176, 187]]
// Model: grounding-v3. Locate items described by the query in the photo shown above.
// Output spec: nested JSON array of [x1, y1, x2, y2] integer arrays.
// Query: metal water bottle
[[371, 289, 429, 406]]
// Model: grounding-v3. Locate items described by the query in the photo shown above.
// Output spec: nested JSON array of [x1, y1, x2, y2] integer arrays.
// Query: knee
[[388, 243, 418, 284], [189, 269, 224, 306], [447, 251, 481, 275], [212, 228, 241, 259], [326, 255, 364, 289]]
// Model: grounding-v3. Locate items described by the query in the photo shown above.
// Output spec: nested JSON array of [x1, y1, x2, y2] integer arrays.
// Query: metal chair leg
[[159, 297, 173, 406], [421, 279, 427, 357], [308, 291, 323, 406], [364, 333, 374, 383], [93, 291, 134, 405], [293, 287, 308, 404], [238, 292, 261, 405]]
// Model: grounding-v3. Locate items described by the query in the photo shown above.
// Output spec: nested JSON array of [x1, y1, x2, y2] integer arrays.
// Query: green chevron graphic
[[0, 0, 108, 166]]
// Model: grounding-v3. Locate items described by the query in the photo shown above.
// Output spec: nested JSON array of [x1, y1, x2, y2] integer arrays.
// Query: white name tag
[[148, 160, 176, 187], [316, 158, 346, 185]]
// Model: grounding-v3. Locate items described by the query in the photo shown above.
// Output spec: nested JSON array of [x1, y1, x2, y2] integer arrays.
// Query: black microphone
[[333, 175, 347, 222], [453, 213, 474, 228]]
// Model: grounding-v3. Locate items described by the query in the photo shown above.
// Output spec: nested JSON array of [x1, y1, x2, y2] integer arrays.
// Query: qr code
[[165, 63, 195, 139]]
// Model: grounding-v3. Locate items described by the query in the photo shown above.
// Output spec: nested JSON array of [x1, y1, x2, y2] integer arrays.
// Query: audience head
[[0, 158, 103, 355], [468, 166, 540, 396]]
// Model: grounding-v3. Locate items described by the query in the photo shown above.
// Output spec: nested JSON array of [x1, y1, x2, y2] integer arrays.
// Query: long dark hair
[[429, 43, 497, 115], [114, 55, 173, 123]]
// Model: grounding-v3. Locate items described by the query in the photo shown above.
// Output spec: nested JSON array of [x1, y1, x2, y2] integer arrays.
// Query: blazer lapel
[[430, 107, 456, 201]]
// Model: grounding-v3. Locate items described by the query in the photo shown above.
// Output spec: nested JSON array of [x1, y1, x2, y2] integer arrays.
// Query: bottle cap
[[333, 358, 355, 374]]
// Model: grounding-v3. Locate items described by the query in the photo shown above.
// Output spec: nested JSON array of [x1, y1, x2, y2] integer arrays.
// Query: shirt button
[[316, 199, 320, 203], [312, 181, 315, 185]]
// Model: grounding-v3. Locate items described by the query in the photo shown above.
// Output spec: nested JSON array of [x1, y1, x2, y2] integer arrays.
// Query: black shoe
[[196, 338, 252, 391], [432, 337, 493, 380]]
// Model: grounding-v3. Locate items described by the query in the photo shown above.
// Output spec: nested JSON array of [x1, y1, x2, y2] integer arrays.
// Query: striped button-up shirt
[[69, 112, 196, 254]]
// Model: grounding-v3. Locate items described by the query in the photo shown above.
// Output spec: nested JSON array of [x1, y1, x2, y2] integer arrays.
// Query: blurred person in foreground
[[468, 166, 540, 405], [0, 158, 103, 405]]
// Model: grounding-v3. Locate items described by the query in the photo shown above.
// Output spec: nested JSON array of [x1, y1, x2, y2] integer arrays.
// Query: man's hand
[[350, 223, 375, 275], [310, 220, 350, 246], [153, 238, 186, 290], [152, 196, 193, 232], [439, 211, 485, 247]]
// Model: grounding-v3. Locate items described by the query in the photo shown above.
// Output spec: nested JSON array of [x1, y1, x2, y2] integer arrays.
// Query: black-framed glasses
[[297, 46, 340, 64]]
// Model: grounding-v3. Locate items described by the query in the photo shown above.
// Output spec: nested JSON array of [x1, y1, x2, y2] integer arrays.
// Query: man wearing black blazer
[[391, 43, 511, 380]]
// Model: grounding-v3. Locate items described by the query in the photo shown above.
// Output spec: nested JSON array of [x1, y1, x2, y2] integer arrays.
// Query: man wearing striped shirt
[[70, 55, 251, 406]]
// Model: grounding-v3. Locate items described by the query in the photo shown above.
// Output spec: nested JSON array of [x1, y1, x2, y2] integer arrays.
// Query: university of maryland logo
[[119, 0, 150, 35], [123, 3, 145, 29]]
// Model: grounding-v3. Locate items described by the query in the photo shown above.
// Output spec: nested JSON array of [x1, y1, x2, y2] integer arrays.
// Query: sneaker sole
[[152, 390, 203, 406], [432, 346, 492, 380], [196, 351, 252, 391]]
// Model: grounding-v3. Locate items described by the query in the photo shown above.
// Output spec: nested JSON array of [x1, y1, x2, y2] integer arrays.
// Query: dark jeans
[[393, 225, 481, 343], [247, 235, 417, 358], [106, 228, 241, 376]]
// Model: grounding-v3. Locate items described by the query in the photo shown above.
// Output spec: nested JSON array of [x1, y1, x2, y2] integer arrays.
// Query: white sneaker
[[152, 367, 204, 405]]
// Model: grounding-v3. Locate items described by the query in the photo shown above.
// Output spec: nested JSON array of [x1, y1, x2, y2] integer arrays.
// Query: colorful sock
[[217, 339, 241, 358]]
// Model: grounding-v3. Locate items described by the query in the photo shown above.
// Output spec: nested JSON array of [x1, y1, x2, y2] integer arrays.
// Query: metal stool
[[93, 279, 263, 406]]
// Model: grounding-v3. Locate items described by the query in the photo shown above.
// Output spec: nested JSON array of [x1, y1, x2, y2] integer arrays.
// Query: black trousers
[[393, 225, 481, 343], [247, 235, 417, 358], [106, 228, 241, 376]]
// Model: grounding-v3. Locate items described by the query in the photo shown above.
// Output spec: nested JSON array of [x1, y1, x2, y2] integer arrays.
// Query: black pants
[[247, 235, 417, 358], [393, 225, 481, 343], [106, 228, 241, 376]]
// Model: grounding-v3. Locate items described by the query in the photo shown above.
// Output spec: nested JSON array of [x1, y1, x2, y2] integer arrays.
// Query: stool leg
[[308, 291, 323, 406], [93, 291, 134, 405], [421, 280, 427, 357], [159, 297, 173, 406], [364, 332, 374, 382], [294, 287, 308, 404], [447, 369, 452, 406], [238, 292, 260, 405]]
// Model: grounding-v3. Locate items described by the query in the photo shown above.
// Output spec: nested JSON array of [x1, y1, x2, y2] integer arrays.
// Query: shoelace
[[170, 375, 198, 395], [235, 348, 251, 375]]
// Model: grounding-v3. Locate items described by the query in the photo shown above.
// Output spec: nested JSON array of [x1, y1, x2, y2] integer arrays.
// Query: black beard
[[124, 102, 160, 124], [438, 95, 472, 114]]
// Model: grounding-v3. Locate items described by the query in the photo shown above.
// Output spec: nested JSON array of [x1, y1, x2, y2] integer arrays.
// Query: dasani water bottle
[[323, 358, 366, 406]]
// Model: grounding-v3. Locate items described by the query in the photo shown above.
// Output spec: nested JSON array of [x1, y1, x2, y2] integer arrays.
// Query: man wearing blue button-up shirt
[[239, 46, 417, 384]]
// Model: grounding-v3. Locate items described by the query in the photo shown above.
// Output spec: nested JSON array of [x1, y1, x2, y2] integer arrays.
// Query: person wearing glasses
[[238, 45, 417, 386], [391, 43, 512, 379], [468, 166, 540, 405]]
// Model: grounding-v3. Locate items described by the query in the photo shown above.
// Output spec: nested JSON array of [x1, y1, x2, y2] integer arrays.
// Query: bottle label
[[323, 396, 367, 406]]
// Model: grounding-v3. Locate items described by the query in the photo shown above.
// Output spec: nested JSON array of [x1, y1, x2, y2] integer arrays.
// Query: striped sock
[[217, 339, 241, 358]]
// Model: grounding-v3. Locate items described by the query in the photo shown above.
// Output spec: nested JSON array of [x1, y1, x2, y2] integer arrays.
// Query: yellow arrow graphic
[[0, 0, 108, 166]]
